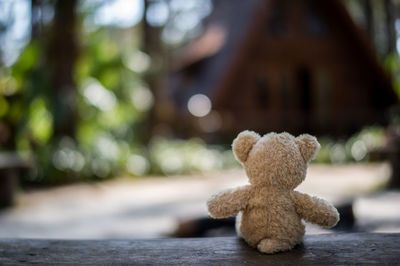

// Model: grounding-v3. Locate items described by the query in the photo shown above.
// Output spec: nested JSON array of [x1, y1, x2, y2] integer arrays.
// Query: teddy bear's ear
[[232, 130, 260, 163], [295, 134, 320, 163]]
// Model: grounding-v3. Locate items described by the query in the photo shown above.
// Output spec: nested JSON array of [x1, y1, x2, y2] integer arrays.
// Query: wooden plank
[[0, 153, 31, 170], [0, 233, 398, 265]]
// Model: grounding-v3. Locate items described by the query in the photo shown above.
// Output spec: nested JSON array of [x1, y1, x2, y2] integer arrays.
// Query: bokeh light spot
[[187, 94, 211, 117]]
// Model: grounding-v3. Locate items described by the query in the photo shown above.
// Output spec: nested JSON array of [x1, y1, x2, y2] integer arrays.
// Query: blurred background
[[0, 0, 399, 239]]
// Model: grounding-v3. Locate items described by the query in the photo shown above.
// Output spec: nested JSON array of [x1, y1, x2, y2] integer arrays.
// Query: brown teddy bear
[[207, 131, 339, 254]]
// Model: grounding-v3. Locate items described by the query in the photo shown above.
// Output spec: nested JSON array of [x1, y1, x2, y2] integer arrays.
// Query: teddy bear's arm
[[291, 191, 339, 228], [207, 186, 251, 219]]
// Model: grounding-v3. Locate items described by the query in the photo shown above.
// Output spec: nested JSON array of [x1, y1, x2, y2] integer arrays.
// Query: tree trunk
[[142, 0, 165, 142], [361, 0, 374, 46], [384, 0, 396, 55], [31, 0, 41, 39], [46, 0, 78, 139]]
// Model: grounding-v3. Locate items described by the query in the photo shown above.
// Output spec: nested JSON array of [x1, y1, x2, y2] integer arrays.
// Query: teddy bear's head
[[232, 131, 320, 189]]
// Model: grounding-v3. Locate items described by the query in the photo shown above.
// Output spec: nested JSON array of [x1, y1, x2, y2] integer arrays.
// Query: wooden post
[[0, 153, 31, 208], [0, 169, 17, 208], [387, 127, 400, 188]]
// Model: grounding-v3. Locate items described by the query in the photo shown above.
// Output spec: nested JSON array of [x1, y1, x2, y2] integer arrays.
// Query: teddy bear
[[207, 131, 339, 254]]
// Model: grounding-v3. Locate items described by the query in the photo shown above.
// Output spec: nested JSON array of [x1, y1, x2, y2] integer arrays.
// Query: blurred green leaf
[[27, 98, 53, 145], [0, 96, 9, 117]]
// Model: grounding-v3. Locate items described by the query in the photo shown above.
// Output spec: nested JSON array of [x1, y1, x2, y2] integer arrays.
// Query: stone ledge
[[0, 233, 399, 265]]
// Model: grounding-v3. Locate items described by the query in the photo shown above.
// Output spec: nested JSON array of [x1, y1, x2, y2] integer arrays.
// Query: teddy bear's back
[[238, 187, 305, 247]]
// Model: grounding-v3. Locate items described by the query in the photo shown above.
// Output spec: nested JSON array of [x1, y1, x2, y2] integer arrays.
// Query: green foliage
[[314, 126, 386, 164], [384, 54, 400, 100], [148, 138, 239, 176], [0, 23, 157, 184], [27, 97, 53, 144]]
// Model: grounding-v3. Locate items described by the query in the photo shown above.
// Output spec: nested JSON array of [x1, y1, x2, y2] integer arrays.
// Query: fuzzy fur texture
[[207, 131, 339, 254]]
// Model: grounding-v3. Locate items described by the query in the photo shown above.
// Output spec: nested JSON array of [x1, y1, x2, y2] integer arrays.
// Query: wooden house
[[164, 0, 397, 142]]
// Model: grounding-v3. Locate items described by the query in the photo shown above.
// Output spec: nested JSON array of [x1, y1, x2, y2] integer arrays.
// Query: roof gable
[[211, 0, 395, 106]]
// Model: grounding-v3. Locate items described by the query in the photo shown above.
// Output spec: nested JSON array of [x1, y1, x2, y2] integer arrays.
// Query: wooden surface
[[0, 233, 399, 265]]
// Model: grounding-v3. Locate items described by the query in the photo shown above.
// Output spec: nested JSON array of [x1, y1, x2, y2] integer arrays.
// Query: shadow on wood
[[171, 201, 356, 237]]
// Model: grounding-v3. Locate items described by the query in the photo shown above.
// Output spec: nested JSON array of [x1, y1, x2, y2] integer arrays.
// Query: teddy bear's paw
[[257, 238, 293, 254], [325, 208, 340, 228]]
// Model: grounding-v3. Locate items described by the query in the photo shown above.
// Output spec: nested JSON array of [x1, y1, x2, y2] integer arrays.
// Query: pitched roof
[[170, 0, 261, 100], [171, 0, 396, 107]]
